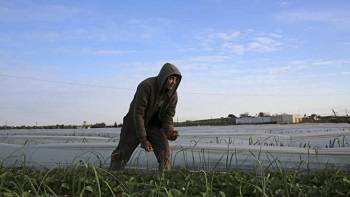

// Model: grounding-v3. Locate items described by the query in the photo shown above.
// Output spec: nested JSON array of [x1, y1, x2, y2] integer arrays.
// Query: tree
[[228, 114, 236, 118], [240, 112, 250, 117], [258, 112, 265, 117], [91, 122, 106, 128]]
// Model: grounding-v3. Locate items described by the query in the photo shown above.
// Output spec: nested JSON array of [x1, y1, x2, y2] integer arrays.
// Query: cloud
[[0, 2, 85, 23], [198, 30, 284, 55], [276, 8, 350, 28], [222, 43, 246, 55], [249, 36, 282, 52], [189, 55, 230, 62], [198, 31, 240, 50], [171, 57, 342, 86], [266, 59, 350, 76], [127, 17, 174, 26], [207, 31, 241, 41], [176, 57, 350, 91], [93, 50, 133, 56], [0, 3, 174, 43], [126, 17, 175, 40], [223, 35, 282, 55], [278, 1, 293, 7]]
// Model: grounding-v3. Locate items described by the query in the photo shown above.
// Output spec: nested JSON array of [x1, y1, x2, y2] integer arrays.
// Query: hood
[[157, 63, 182, 93]]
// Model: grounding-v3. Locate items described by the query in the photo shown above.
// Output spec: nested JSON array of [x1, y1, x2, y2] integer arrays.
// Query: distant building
[[236, 116, 275, 125], [235, 113, 302, 125], [272, 114, 302, 124]]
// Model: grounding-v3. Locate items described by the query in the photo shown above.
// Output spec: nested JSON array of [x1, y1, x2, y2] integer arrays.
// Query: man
[[110, 63, 181, 170]]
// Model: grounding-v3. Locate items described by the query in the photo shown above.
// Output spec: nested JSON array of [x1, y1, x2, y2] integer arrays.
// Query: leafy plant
[[0, 163, 349, 196]]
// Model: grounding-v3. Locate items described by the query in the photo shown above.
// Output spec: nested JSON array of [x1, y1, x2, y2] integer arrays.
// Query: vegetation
[[175, 117, 235, 127], [303, 115, 350, 124], [0, 122, 121, 130], [1, 162, 349, 196]]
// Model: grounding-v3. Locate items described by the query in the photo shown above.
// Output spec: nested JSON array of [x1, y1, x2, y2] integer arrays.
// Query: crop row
[[1, 162, 350, 196]]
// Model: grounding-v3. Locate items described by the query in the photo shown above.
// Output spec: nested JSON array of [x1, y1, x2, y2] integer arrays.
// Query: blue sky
[[1, 0, 350, 126]]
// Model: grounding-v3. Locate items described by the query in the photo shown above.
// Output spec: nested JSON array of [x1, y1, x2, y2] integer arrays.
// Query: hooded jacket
[[124, 63, 182, 139]]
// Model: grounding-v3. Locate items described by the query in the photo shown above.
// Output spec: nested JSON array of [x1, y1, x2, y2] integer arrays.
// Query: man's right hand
[[167, 128, 179, 141], [139, 137, 153, 152]]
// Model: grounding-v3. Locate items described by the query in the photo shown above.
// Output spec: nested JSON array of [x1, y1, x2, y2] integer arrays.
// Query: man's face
[[165, 75, 178, 90]]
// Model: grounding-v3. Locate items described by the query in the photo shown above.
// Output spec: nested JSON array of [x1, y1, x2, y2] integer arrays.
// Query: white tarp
[[1, 123, 350, 171]]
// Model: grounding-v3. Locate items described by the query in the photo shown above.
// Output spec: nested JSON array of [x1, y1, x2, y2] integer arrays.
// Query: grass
[[0, 162, 350, 197]]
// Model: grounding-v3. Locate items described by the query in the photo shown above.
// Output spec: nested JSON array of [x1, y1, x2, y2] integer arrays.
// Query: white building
[[272, 114, 302, 124], [236, 116, 274, 125]]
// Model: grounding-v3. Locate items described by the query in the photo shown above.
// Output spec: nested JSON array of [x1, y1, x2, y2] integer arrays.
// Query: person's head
[[157, 63, 182, 92], [165, 75, 179, 90]]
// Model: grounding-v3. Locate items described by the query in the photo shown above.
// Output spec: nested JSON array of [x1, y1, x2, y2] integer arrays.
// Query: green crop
[[0, 161, 350, 197]]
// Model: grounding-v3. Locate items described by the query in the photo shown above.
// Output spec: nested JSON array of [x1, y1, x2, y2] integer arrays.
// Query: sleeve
[[161, 92, 178, 132], [133, 83, 150, 139]]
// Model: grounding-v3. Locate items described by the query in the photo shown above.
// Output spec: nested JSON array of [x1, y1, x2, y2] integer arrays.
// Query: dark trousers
[[110, 125, 171, 170]]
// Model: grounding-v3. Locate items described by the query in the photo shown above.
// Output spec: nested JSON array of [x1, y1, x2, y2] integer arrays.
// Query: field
[[1, 123, 350, 196], [1, 123, 349, 171], [1, 164, 350, 196]]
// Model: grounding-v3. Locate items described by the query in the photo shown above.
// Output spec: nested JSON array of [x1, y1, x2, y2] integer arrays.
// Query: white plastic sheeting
[[1, 123, 350, 171], [1, 143, 349, 171]]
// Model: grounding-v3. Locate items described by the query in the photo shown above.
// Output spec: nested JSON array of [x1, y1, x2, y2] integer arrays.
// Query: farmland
[[1, 164, 350, 196], [1, 123, 349, 170], [1, 123, 350, 196]]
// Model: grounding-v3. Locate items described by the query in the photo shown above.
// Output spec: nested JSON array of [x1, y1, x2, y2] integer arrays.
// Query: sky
[[1, 0, 350, 126]]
